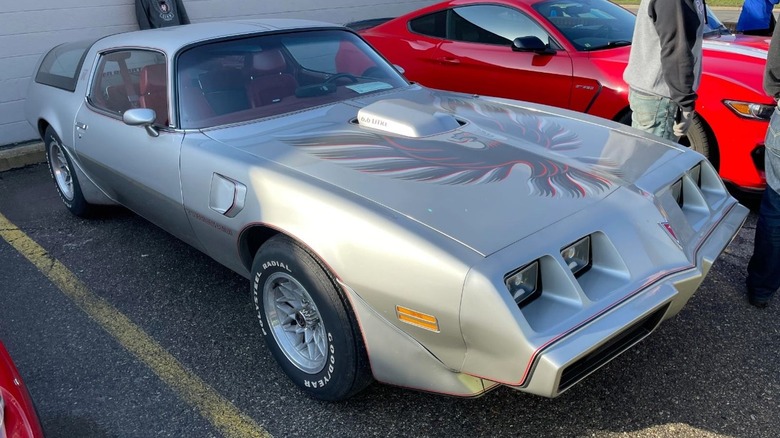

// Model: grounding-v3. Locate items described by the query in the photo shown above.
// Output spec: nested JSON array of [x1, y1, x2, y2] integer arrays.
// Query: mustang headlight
[[724, 100, 775, 120], [504, 261, 539, 306], [561, 236, 591, 277]]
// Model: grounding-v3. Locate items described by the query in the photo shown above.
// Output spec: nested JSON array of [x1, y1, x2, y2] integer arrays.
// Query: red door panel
[[433, 41, 573, 108]]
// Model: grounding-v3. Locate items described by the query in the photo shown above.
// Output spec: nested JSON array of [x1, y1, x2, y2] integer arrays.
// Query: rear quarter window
[[409, 10, 447, 38], [35, 39, 96, 92]]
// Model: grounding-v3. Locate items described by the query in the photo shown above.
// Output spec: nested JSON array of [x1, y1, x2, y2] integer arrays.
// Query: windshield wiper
[[585, 40, 632, 51]]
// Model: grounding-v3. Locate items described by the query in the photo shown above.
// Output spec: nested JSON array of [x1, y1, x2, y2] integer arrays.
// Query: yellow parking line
[[0, 211, 271, 438]]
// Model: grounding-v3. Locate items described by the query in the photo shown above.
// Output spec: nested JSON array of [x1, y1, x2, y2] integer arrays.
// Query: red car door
[[419, 5, 574, 108]]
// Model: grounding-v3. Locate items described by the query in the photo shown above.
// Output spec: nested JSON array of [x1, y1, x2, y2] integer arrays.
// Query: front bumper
[[514, 200, 747, 397]]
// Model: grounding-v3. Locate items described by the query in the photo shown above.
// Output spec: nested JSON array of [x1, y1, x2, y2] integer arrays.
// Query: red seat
[[245, 49, 298, 107], [335, 40, 374, 77], [138, 64, 168, 125]]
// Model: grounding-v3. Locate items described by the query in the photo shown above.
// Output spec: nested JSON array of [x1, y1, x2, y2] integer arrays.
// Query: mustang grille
[[557, 303, 669, 393]]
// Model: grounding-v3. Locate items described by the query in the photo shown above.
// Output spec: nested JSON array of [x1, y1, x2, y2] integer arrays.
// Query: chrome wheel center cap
[[295, 308, 319, 328]]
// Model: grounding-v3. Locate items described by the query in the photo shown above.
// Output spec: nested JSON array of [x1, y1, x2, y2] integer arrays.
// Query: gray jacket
[[765, 22, 780, 99], [623, 0, 705, 112]]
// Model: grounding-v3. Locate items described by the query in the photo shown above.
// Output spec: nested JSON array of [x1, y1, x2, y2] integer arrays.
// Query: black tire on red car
[[251, 235, 373, 401], [679, 113, 719, 169], [44, 126, 93, 217]]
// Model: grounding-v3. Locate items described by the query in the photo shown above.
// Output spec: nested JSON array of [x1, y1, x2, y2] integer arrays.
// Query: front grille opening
[[752, 145, 765, 172], [557, 303, 669, 393]]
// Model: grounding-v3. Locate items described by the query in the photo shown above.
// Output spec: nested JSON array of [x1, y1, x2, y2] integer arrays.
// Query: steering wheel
[[324, 73, 358, 86]]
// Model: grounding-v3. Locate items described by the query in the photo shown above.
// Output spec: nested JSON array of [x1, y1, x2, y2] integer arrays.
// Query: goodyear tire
[[251, 235, 372, 401], [44, 127, 92, 217]]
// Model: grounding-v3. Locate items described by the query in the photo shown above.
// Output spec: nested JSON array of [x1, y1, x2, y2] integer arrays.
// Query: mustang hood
[[204, 88, 683, 256]]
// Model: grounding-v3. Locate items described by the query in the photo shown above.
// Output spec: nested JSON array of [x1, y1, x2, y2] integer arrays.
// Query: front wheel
[[678, 113, 719, 169], [44, 126, 93, 217], [251, 235, 372, 401]]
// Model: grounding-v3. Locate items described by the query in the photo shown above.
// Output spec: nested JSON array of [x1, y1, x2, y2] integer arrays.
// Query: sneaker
[[748, 296, 769, 308]]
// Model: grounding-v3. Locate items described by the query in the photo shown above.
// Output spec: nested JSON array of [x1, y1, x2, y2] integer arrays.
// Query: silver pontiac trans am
[[25, 19, 748, 401]]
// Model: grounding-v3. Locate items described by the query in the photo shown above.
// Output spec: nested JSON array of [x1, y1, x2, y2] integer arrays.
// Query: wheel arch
[[37, 118, 51, 140], [682, 112, 720, 170], [238, 224, 281, 273], [614, 106, 632, 125]]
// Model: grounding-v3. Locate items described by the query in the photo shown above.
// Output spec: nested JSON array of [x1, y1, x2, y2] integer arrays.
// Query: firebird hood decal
[[204, 89, 682, 255], [278, 96, 612, 199]]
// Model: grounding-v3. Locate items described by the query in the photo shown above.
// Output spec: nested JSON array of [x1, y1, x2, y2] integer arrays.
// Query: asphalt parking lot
[[0, 163, 778, 438]]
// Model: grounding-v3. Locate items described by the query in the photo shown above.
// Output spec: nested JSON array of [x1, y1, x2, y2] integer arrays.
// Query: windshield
[[535, 1, 730, 51], [176, 29, 408, 129], [533, 0, 635, 51], [703, 6, 731, 37]]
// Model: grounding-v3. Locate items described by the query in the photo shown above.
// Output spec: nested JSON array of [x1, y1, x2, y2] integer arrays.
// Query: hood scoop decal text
[[357, 99, 462, 137]]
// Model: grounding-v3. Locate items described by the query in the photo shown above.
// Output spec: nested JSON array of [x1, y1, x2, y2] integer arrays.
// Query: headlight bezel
[[504, 261, 540, 307], [723, 100, 775, 120], [561, 235, 592, 278]]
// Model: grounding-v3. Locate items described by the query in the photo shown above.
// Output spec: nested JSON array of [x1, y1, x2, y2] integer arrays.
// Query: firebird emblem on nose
[[660, 221, 681, 246]]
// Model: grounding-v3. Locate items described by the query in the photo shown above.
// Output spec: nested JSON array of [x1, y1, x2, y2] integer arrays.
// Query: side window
[[88, 50, 169, 126], [409, 10, 447, 38], [449, 5, 550, 45], [35, 39, 96, 91]]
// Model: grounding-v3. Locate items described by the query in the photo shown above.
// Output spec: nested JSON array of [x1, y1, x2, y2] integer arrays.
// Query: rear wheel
[[251, 235, 372, 401], [617, 110, 718, 168], [44, 126, 93, 217]]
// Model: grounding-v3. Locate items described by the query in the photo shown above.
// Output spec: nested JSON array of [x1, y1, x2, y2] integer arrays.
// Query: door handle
[[437, 57, 460, 65], [75, 122, 87, 130]]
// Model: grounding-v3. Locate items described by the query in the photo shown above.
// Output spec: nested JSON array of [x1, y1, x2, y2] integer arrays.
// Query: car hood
[[700, 36, 768, 95], [705, 33, 770, 51], [203, 87, 683, 256], [587, 35, 769, 91]]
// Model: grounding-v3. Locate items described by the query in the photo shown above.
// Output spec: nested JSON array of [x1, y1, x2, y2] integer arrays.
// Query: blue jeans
[[628, 88, 678, 142], [747, 106, 780, 303]]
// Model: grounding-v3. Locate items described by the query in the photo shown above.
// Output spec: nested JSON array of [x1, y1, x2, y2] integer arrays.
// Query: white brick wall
[[0, 0, 434, 146]]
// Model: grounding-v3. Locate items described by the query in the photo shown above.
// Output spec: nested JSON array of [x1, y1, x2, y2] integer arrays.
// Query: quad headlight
[[723, 100, 775, 120], [561, 236, 591, 277], [504, 261, 539, 306]]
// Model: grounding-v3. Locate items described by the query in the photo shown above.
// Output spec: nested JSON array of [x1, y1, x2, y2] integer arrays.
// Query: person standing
[[746, 23, 780, 308], [136, 0, 190, 30], [623, 0, 705, 142], [737, 0, 779, 36]]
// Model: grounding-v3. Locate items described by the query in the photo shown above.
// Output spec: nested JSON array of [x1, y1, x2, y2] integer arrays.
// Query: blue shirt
[[737, 0, 780, 32]]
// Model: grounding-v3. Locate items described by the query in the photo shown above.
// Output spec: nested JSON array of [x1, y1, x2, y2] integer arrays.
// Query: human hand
[[673, 110, 693, 137]]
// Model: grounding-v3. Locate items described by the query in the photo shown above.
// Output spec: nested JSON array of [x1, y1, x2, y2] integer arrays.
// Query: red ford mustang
[[0, 340, 44, 438], [357, 0, 774, 191]]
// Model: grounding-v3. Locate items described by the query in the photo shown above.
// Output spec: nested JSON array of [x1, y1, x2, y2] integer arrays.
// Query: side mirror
[[123, 108, 159, 137], [512, 36, 556, 55]]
